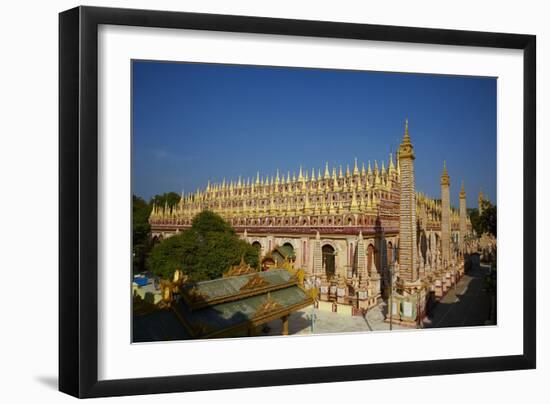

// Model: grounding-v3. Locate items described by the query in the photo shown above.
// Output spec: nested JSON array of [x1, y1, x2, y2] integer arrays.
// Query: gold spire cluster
[[416, 191, 469, 230], [150, 156, 400, 222]]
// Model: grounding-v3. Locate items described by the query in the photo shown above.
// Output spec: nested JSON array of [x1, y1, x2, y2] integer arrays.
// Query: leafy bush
[[147, 211, 259, 281], [133, 195, 152, 272]]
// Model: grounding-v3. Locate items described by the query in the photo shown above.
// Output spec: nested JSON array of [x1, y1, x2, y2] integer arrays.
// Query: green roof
[[176, 285, 308, 333], [181, 269, 293, 301], [133, 269, 312, 341], [133, 309, 191, 342]]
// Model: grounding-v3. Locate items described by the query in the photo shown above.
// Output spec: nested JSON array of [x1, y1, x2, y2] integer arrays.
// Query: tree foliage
[[150, 192, 181, 209], [132, 195, 152, 272], [147, 211, 259, 281], [469, 200, 497, 237]]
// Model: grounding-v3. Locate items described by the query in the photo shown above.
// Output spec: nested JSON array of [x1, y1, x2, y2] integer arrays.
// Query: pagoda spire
[[388, 153, 395, 175], [460, 180, 466, 198], [332, 168, 340, 191], [324, 162, 330, 179], [441, 160, 450, 186], [403, 118, 411, 144], [351, 189, 359, 213], [353, 157, 359, 175]]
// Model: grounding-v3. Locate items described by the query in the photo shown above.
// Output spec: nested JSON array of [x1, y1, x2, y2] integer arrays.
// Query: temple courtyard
[[261, 263, 494, 336]]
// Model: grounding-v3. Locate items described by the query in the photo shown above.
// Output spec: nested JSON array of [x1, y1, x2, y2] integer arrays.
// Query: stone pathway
[[423, 264, 494, 328], [261, 301, 407, 337], [258, 264, 494, 337]]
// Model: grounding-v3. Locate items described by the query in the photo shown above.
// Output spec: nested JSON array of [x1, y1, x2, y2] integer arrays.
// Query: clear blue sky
[[132, 60, 496, 209]]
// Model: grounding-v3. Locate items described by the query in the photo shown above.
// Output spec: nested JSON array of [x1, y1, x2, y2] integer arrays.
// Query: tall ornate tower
[[441, 161, 451, 266], [313, 231, 322, 276], [459, 181, 467, 252], [398, 119, 418, 283]]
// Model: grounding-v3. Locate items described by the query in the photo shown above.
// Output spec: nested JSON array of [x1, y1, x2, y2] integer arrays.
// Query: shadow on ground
[[424, 264, 495, 329], [35, 375, 58, 390]]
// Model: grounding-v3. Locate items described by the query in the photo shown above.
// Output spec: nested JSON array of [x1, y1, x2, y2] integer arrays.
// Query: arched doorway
[[322, 244, 336, 279], [270, 242, 296, 266], [282, 242, 294, 253], [251, 241, 262, 256]]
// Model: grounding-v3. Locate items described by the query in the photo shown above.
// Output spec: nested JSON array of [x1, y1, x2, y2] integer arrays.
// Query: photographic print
[[131, 61, 497, 342]]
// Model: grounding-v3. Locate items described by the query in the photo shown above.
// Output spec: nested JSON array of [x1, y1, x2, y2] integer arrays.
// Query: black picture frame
[[59, 5, 536, 398]]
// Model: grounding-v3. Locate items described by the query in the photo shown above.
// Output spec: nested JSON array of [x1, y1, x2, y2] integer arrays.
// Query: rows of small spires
[[179, 154, 399, 201], [151, 186, 387, 220]]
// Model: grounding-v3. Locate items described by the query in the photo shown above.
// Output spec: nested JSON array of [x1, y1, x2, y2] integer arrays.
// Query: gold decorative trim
[[240, 274, 271, 291], [254, 292, 283, 318]]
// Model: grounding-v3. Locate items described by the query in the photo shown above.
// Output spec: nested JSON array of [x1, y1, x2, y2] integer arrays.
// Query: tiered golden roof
[[150, 156, 401, 222]]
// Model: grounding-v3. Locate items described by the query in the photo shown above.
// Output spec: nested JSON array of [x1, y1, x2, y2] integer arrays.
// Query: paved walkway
[[258, 264, 494, 336], [423, 264, 494, 328], [261, 301, 407, 336]]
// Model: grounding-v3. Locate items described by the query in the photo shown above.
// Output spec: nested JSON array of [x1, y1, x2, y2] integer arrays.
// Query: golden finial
[[324, 162, 330, 179], [353, 157, 359, 175], [441, 161, 450, 186], [403, 118, 410, 143]]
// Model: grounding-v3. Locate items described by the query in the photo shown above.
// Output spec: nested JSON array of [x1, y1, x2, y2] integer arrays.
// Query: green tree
[[150, 192, 181, 209], [132, 195, 152, 273], [191, 210, 235, 236], [468, 200, 497, 237], [469, 208, 481, 235], [147, 211, 259, 281], [479, 200, 497, 237]]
